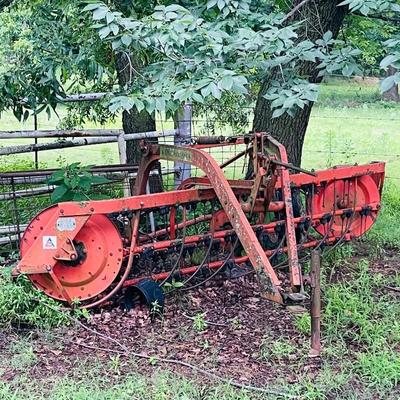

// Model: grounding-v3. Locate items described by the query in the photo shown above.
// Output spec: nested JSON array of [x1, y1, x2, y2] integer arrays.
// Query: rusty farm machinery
[[13, 133, 385, 330]]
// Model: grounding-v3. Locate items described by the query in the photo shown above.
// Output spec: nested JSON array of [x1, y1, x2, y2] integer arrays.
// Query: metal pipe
[[310, 250, 322, 357], [0, 130, 177, 155]]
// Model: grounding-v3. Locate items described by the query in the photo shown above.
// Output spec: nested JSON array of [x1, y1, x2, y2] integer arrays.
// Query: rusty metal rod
[[270, 159, 317, 177], [310, 250, 322, 356]]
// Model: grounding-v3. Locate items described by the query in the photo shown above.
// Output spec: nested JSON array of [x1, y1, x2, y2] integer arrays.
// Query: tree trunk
[[382, 66, 400, 102], [112, 1, 156, 165], [115, 52, 156, 165], [253, 0, 349, 167]]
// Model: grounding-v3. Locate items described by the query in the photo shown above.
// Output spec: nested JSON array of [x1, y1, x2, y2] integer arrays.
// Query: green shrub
[[48, 162, 111, 203], [323, 260, 400, 349], [0, 267, 71, 328]]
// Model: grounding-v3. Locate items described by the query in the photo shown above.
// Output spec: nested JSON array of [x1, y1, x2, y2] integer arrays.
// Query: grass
[[367, 181, 400, 248]]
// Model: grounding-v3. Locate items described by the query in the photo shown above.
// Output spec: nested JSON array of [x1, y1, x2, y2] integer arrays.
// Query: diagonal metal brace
[[134, 143, 283, 304]]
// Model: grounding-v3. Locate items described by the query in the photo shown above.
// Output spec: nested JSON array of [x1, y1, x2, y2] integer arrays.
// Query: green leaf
[[121, 34, 132, 46], [72, 193, 88, 201], [106, 12, 115, 25], [380, 55, 399, 69], [209, 82, 221, 99], [79, 177, 92, 191], [272, 108, 286, 118], [218, 75, 233, 90], [99, 26, 111, 39], [82, 4, 102, 12], [381, 75, 396, 93], [51, 185, 69, 203], [93, 7, 108, 21]]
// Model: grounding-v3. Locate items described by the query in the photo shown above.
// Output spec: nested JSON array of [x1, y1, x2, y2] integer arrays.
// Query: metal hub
[[20, 207, 124, 302]]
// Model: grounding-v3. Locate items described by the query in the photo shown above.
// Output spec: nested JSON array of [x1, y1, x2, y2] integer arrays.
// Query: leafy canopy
[[82, 0, 363, 117], [0, 0, 400, 122]]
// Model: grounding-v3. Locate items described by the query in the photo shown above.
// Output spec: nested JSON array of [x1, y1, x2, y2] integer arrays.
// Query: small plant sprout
[[230, 316, 243, 330], [150, 300, 163, 318], [109, 355, 121, 374], [149, 356, 158, 366], [192, 312, 208, 333]]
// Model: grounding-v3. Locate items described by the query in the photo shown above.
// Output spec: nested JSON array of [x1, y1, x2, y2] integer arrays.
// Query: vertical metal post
[[146, 181, 156, 234], [174, 102, 192, 189], [117, 133, 130, 197], [310, 250, 321, 357], [34, 114, 39, 169], [11, 177, 21, 251]]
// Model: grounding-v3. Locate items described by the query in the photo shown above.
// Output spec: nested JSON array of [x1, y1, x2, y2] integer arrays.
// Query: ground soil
[[1, 250, 399, 393]]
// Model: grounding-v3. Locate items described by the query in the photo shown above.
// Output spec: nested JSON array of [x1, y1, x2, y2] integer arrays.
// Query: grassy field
[[1, 78, 400, 399]]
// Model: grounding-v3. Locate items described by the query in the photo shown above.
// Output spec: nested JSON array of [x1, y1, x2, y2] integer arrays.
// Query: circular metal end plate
[[20, 207, 123, 302], [311, 176, 380, 238]]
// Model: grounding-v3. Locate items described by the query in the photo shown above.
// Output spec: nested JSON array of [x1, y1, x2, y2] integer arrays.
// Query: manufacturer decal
[[43, 236, 57, 250], [57, 217, 76, 232]]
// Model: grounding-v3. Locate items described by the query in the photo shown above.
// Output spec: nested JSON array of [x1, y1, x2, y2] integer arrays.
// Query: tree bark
[[382, 66, 400, 102], [115, 52, 156, 165], [112, 1, 157, 166], [253, 0, 349, 167]]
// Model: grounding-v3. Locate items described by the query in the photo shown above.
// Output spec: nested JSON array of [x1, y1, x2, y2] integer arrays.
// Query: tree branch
[[281, 0, 312, 24]]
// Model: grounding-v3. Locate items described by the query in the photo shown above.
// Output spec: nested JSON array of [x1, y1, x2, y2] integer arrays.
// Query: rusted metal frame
[[191, 137, 246, 149], [287, 163, 385, 188], [57, 188, 218, 216], [219, 149, 249, 170], [49, 269, 73, 303], [123, 236, 339, 288], [263, 173, 279, 217], [262, 134, 302, 291], [178, 177, 253, 190], [50, 186, 280, 219], [82, 211, 142, 309], [143, 214, 213, 241], [142, 199, 286, 243], [134, 143, 283, 303], [271, 159, 317, 177], [247, 167, 266, 214], [182, 163, 385, 192]]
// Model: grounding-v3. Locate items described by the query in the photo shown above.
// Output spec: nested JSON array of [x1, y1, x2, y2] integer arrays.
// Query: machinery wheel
[[20, 207, 124, 302]]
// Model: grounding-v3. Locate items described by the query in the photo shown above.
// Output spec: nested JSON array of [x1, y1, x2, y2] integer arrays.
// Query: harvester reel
[[14, 133, 385, 309], [20, 207, 123, 302]]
